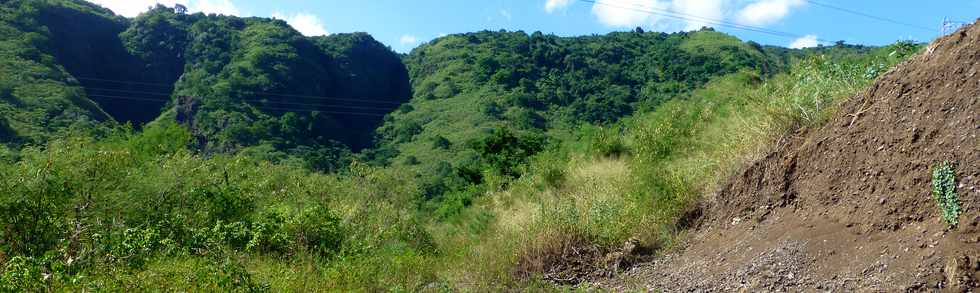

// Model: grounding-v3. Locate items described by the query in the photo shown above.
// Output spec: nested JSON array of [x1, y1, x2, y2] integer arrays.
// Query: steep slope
[[109, 6, 412, 160], [606, 20, 980, 291], [0, 2, 411, 169], [36, 1, 169, 124], [0, 0, 117, 144]]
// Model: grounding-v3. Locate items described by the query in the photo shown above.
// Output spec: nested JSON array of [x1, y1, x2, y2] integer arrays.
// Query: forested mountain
[[0, 0, 410, 170]]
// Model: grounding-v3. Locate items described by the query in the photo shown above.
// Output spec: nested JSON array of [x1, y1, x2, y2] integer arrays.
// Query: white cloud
[[438, 32, 448, 37], [789, 34, 818, 48], [191, 0, 240, 16], [272, 12, 329, 36], [87, 0, 175, 17], [575, 0, 807, 32], [86, 0, 241, 17], [399, 35, 418, 45], [499, 9, 512, 21], [592, 0, 670, 28], [545, 0, 572, 13], [735, 0, 804, 26], [671, 0, 727, 31]]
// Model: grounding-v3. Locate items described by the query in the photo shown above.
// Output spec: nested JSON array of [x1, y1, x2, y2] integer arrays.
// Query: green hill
[[0, 1, 410, 170], [374, 28, 791, 213]]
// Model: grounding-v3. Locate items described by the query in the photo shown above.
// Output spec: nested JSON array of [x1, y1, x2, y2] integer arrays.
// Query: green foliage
[[428, 47, 913, 288], [0, 127, 437, 291], [431, 135, 451, 150], [587, 126, 629, 158], [931, 161, 961, 226], [0, 0, 116, 144], [126, 121, 191, 157], [174, 21, 410, 155], [0, 256, 46, 292], [0, 117, 14, 141], [374, 29, 791, 209], [0, 1, 410, 171], [472, 127, 546, 177]]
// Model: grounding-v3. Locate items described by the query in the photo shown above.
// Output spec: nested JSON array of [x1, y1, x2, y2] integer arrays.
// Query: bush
[[290, 205, 343, 255], [105, 227, 162, 268], [472, 127, 546, 177], [127, 121, 191, 157], [431, 135, 451, 150], [932, 161, 961, 226], [245, 210, 292, 254], [588, 127, 629, 158], [0, 256, 47, 292]]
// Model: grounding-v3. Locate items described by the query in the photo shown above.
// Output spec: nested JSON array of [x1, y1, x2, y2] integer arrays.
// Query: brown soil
[[596, 20, 980, 291]]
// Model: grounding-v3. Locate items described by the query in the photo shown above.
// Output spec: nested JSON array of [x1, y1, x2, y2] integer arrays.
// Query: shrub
[[290, 205, 343, 255], [431, 135, 451, 150], [127, 121, 191, 157], [588, 127, 629, 158], [472, 127, 546, 177], [103, 227, 163, 268], [932, 161, 961, 226], [0, 256, 47, 292], [246, 210, 292, 254]]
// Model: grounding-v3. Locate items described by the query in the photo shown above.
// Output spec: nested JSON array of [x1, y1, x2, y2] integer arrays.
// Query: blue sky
[[89, 0, 980, 53]]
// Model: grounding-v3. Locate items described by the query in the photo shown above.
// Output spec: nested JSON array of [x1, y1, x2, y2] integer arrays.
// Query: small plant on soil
[[931, 161, 961, 226]]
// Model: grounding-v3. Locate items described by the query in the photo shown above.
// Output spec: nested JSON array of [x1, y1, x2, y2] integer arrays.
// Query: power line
[[81, 87, 398, 112], [73, 77, 175, 88], [579, 0, 835, 44], [802, 0, 934, 32], [85, 94, 391, 117], [81, 87, 171, 97], [85, 94, 170, 103], [86, 93, 396, 113], [70, 76, 408, 105], [245, 105, 387, 117]]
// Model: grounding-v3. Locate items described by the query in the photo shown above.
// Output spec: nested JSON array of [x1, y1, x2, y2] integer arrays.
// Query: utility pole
[[941, 17, 966, 36]]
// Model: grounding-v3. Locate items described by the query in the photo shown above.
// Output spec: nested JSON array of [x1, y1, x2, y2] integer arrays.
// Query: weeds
[[932, 161, 961, 226]]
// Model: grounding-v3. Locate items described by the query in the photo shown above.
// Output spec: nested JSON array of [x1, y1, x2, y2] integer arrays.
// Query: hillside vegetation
[[377, 28, 795, 215], [0, 0, 410, 171], [0, 1, 923, 291]]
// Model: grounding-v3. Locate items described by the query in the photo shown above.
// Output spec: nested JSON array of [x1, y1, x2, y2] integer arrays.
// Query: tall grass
[[432, 45, 916, 289], [0, 123, 439, 292]]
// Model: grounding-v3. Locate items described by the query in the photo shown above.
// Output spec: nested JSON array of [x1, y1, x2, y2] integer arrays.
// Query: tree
[[432, 135, 451, 150], [472, 127, 545, 177], [175, 4, 188, 14]]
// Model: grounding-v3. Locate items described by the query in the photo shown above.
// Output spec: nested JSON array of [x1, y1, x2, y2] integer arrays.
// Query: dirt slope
[[598, 20, 980, 292]]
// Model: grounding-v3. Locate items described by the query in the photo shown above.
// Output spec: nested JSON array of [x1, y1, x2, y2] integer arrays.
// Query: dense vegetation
[[0, 0, 921, 291], [0, 0, 410, 170], [375, 29, 782, 213], [0, 0, 115, 144]]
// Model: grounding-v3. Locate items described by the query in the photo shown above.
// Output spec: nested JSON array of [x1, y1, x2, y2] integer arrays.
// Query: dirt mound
[[598, 20, 980, 291]]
